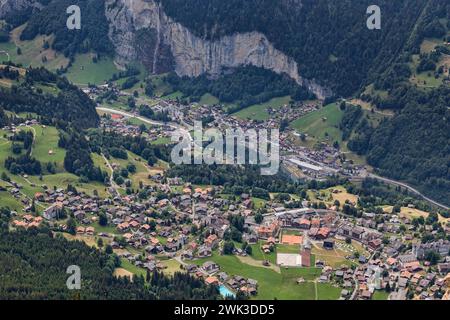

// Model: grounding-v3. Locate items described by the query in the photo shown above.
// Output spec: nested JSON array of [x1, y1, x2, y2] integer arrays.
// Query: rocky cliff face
[[105, 0, 330, 98]]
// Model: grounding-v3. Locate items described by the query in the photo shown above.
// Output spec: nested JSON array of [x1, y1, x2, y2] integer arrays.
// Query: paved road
[[366, 173, 449, 210], [98, 107, 449, 211], [96, 106, 188, 132]]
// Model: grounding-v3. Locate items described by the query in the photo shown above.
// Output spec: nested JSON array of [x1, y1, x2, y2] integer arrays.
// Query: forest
[[167, 163, 348, 199], [159, 0, 448, 96], [0, 67, 99, 129], [0, 222, 221, 300], [343, 86, 450, 206], [19, 0, 114, 58], [87, 129, 171, 167], [59, 129, 109, 183], [166, 66, 314, 111]]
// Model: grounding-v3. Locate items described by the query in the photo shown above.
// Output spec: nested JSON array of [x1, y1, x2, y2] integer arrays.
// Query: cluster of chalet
[[359, 250, 448, 300], [183, 261, 259, 296], [12, 214, 43, 229], [218, 274, 258, 296], [38, 188, 99, 222], [254, 208, 384, 248], [337, 223, 382, 250], [176, 99, 357, 178], [118, 251, 169, 273], [100, 116, 174, 143], [2, 119, 39, 133]]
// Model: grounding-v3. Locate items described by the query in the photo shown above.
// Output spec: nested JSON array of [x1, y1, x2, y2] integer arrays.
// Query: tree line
[[0, 219, 222, 300], [165, 66, 314, 111]]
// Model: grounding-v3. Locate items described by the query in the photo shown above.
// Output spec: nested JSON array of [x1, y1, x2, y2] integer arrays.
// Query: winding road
[[96, 106, 189, 132], [366, 173, 449, 210], [97, 107, 449, 211]]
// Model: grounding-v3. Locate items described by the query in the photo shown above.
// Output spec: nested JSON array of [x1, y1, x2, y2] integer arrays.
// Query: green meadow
[[232, 96, 291, 121], [194, 252, 332, 300], [290, 103, 344, 146], [64, 53, 119, 85]]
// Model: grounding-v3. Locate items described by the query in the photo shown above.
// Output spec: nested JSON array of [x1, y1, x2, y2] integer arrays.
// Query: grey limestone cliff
[[105, 0, 330, 98]]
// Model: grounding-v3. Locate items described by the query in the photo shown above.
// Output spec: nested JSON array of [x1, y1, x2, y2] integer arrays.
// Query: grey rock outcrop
[[106, 0, 330, 98]]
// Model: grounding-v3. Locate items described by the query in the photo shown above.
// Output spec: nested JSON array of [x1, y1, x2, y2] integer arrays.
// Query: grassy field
[[409, 36, 450, 89], [113, 268, 134, 280], [108, 151, 153, 189], [372, 290, 390, 300], [0, 130, 44, 197], [0, 192, 23, 211], [249, 241, 277, 264], [161, 90, 184, 100], [113, 62, 149, 94], [232, 96, 291, 121], [64, 53, 119, 85], [162, 259, 183, 275], [30, 125, 66, 172], [311, 244, 351, 268], [26, 173, 109, 198], [420, 38, 444, 54], [91, 221, 118, 235], [309, 185, 359, 207], [101, 96, 132, 111], [127, 117, 153, 128], [120, 258, 147, 278], [251, 197, 267, 209], [195, 253, 324, 299], [0, 124, 109, 198], [0, 24, 69, 70], [277, 244, 301, 254], [290, 103, 344, 146], [410, 55, 445, 89], [151, 136, 172, 145], [383, 206, 449, 225], [62, 233, 98, 248], [147, 73, 174, 97], [198, 93, 220, 106], [1, 26, 120, 86], [316, 283, 342, 300]]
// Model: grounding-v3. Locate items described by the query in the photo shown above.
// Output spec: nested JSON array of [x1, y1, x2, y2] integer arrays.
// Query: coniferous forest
[[0, 213, 221, 300]]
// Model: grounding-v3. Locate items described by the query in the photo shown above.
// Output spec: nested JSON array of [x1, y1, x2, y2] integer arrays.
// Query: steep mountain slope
[[105, 0, 330, 98], [1, 0, 443, 97], [156, 0, 432, 96], [1, 0, 449, 205]]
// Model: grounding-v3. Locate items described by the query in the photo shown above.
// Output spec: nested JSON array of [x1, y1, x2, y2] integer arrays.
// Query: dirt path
[[314, 280, 318, 300], [27, 126, 36, 156], [101, 153, 122, 193]]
